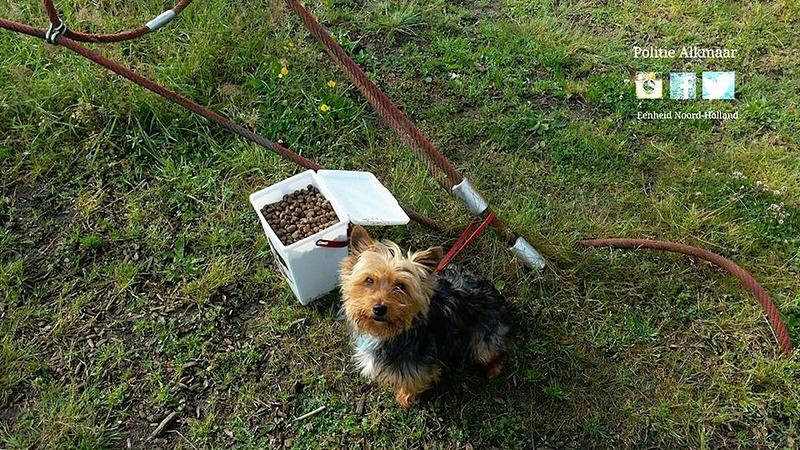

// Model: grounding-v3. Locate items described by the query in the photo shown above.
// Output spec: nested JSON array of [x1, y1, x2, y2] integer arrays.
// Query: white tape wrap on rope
[[510, 236, 546, 270], [146, 10, 176, 31], [452, 178, 488, 216]]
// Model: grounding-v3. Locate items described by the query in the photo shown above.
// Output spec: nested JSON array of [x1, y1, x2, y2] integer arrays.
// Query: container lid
[[317, 170, 409, 226]]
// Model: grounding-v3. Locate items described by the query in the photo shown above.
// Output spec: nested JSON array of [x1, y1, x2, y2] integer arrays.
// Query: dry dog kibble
[[261, 185, 339, 245]]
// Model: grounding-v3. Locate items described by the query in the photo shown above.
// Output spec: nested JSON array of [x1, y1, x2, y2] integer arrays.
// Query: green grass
[[2, 0, 800, 448]]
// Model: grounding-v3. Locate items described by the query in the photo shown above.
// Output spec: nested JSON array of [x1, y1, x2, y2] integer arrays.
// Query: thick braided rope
[[286, 0, 519, 245], [0, 16, 445, 232], [43, 0, 60, 25], [42, 0, 192, 43], [579, 238, 793, 357], [285, 0, 462, 190]]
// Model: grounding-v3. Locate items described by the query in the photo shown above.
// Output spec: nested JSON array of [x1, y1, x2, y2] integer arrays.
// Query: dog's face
[[340, 226, 443, 339]]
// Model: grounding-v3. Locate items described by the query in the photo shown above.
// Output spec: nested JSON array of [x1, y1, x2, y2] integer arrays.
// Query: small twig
[[168, 429, 198, 450], [150, 411, 178, 439], [292, 405, 326, 422]]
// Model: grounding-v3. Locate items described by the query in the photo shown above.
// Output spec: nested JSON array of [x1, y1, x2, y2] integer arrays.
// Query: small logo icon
[[702, 71, 735, 100], [670, 72, 696, 99], [635, 72, 663, 99]]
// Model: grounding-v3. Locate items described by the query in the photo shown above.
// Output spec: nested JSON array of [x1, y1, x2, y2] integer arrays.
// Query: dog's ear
[[412, 246, 443, 274], [349, 225, 374, 255]]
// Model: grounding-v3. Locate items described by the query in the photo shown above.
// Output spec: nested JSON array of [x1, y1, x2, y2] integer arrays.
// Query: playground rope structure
[[0, 1, 792, 356]]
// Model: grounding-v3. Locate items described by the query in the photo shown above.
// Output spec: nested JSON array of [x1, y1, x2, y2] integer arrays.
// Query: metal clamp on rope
[[146, 10, 176, 31], [452, 178, 488, 216], [510, 236, 546, 270], [45, 20, 67, 44]]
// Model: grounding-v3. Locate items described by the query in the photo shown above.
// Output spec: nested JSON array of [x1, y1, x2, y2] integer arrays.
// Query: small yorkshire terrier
[[340, 225, 509, 407]]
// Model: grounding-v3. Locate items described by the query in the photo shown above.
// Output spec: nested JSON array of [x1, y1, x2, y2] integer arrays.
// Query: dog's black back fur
[[365, 265, 508, 373]]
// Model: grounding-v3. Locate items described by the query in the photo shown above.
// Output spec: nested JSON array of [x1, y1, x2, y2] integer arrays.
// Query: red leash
[[435, 211, 496, 273]]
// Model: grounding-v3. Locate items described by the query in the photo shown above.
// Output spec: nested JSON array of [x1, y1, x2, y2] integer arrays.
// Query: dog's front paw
[[486, 358, 505, 378], [395, 387, 416, 408]]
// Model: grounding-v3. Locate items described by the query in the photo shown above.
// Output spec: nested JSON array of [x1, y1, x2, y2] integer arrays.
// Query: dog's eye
[[395, 283, 405, 292], [364, 277, 374, 286]]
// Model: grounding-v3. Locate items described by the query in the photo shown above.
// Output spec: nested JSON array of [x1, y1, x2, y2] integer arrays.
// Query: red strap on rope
[[436, 211, 495, 273]]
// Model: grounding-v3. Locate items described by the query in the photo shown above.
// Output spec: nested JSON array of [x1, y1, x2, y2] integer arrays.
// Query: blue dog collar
[[356, 335, 379, 351]]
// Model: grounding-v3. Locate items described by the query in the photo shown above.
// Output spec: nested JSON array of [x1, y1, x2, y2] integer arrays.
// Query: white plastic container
[[250, 170, 409, 305]]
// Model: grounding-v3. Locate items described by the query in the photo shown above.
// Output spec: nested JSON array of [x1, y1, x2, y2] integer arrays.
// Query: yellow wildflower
[[288, 42, 295, 48], [327, 80, 336, 88], [278, 66, 289, 79], [320, 103, 330, 112]]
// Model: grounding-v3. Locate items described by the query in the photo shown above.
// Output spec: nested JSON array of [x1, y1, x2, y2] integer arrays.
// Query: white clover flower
[[732, 171, 748, 181], [767, 202, 788, 225]]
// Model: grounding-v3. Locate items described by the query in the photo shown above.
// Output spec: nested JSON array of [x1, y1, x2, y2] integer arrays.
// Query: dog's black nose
[[372, 304, 387, 317]]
